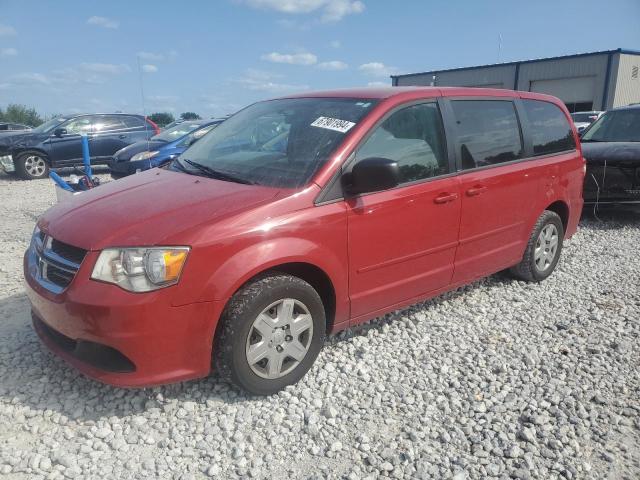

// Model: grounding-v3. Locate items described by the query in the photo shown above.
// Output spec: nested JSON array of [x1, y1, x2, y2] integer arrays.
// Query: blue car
[[109, 119, 223, 178]]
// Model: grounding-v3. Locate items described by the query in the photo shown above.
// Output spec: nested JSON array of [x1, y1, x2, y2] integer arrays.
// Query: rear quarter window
[[522, 100, 575, 155]]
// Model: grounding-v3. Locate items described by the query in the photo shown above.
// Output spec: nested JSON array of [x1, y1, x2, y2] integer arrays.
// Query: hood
[[0, 131, 48, 150], [112, 140, 168, 161], [39, 168, 280, 250], [581, 141, 640, 166]]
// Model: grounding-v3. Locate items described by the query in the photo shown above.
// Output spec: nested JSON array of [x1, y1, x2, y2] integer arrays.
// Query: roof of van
[[280, 86, 562, 104]]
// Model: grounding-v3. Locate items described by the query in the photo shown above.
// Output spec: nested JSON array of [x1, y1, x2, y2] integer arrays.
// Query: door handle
[[433, 192, 459, 204], [118, 134, 127, 139], [466, 185, 488, 196]]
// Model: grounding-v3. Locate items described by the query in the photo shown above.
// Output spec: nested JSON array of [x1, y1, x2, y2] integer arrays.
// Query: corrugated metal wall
[[395, 65, 515, 88], [612, 53, 640, 107], [393, 52, 640, 110], [516, 54, 609, 109]]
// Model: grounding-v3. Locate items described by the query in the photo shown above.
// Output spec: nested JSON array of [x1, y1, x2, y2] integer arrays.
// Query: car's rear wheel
[[15, 151, 50, 180], [510, 210, 564, 282], [214, 273, 325, 395]]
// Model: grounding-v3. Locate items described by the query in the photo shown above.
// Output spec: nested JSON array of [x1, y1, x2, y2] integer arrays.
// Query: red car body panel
[[25, 87, 584, 387]]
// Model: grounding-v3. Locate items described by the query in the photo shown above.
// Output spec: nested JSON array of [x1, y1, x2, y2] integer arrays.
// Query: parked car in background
[[0, 122, 32, 131], [109, 119, 224, 178], [25, 87, 583, 395], [581, 104, 640, 205], [571, 111, 603, 133], [0, 114, 159, 179]]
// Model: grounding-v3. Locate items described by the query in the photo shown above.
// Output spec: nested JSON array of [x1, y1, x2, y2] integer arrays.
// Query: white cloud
[[358, 62, 397, 77], [142, 64, 158, 73], [10, 73, 50, 85], [0, 48, 17, 57], [317, 60, 348, 71], [367, 81, 388, 87], [241, 0, 364, 22], [0, 24, 16, 36], [87, 16, 119, 29], [329, 40, 341, 48], [138, 51, 165, 61], [261, 51, 317, 65], [239, 69, 308, 93], [80, 63, 131, 75]]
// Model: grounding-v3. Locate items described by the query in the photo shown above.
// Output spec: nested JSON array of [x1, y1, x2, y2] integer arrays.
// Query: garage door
[[529, 77, 596, 103]]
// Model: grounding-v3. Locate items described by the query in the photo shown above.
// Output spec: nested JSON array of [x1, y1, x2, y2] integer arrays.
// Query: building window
[[564, 102, 594, 113]]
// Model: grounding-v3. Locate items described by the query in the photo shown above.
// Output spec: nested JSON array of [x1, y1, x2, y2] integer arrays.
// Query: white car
[[571, 111, 604, 134]]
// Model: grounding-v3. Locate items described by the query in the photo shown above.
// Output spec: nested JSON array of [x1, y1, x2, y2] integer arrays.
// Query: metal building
[[391, 48, 640, 112]]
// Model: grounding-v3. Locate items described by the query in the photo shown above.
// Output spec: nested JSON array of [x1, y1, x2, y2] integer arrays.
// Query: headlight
[[131, 151, 159, 162], [91, 247, 189, 292]]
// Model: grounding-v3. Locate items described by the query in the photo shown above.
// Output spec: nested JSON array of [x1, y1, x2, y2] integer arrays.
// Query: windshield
[[152, 121, 204, 142], [571, 113, 597, 123], [582, 109, 640, 142], [176, 123, 219, 148], [176, 97, 377, 188], [30, 117, 67, 134]]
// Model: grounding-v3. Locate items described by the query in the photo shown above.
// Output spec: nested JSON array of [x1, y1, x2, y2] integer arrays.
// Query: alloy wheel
[[245, 298, 313, 379], [534, 224, 559, 272]]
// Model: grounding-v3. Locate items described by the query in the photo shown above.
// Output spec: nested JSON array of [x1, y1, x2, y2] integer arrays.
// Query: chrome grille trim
[[27, 231, 85, 294]]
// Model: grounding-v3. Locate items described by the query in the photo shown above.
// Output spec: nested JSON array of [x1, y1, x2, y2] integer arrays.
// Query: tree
[[180, 112, 201, 120], [148, 112, 175, 127], [0, 104, 43, 126]]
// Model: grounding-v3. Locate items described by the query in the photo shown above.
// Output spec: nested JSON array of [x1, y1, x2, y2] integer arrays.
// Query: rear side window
[[355, 102, 449, 183], [124, 116, 146, 129], [522, 100, 575, 155], [94, 115, 128, 132], [451, 100, 523, 169]]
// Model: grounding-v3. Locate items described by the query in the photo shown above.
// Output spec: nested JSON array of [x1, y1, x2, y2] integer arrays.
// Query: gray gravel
[[1, 171, 639, 479]]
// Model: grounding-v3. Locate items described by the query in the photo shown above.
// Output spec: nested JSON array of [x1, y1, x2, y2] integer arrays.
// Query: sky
[[1, 0, 639, 118]]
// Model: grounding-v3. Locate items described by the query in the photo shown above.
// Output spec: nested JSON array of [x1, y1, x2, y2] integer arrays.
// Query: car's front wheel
[[214, 273, 326, 395], [15, 151, 50, 180]]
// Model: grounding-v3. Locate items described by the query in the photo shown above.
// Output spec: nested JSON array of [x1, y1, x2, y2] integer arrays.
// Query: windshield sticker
[[311, 116, 356, 133]]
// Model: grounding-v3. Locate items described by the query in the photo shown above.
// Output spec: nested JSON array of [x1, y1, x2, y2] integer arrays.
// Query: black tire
[[510, 210, 564, 282], [214, 273, 326, 395], [15, 151, 50, 180]]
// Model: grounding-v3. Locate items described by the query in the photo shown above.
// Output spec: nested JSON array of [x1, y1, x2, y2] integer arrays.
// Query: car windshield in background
[[152, 122, 204, 142], [176, 97, 377, 188], [571, 113, 595, 123], [581, 110, 640, 142], [30, 117, 66, 134]]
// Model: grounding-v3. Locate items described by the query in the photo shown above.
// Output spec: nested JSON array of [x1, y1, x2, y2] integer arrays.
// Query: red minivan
[[24, 87, 584, 395]]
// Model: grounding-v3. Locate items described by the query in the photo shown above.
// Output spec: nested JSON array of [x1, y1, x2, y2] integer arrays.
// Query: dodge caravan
[[24, 87, 584, 395]]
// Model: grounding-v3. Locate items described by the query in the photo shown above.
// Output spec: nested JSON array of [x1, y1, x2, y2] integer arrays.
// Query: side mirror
[[54, 128, 67, 137], [343, 157, 400, 196]]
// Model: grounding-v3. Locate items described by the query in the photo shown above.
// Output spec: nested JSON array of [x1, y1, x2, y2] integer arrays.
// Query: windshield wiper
[[180, 158, 254, 184]]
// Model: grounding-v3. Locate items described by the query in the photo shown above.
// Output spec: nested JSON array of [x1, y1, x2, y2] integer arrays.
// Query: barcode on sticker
[[310, 116, 356, 133]]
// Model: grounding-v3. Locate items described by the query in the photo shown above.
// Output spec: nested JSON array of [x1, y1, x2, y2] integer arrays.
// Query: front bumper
[[24, 248, 222, 387], [0, 154, 15, 173]]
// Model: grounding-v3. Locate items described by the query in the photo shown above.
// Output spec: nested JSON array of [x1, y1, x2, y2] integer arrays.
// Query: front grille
[[51, 239, 86, 265], [28, 231, 87, 293]]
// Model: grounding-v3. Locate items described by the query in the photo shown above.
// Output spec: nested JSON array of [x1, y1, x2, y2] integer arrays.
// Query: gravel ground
[[0, 171, 639, 480]]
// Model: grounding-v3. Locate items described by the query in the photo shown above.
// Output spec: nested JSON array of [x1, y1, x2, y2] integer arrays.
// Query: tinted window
[[451, 100, 523, 169], [123, 116, 145, 129], [94, 115, 128, 132], [523, 100, 575, 154], [356, 103, 448, 183], [0, 125, 7, 131]]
